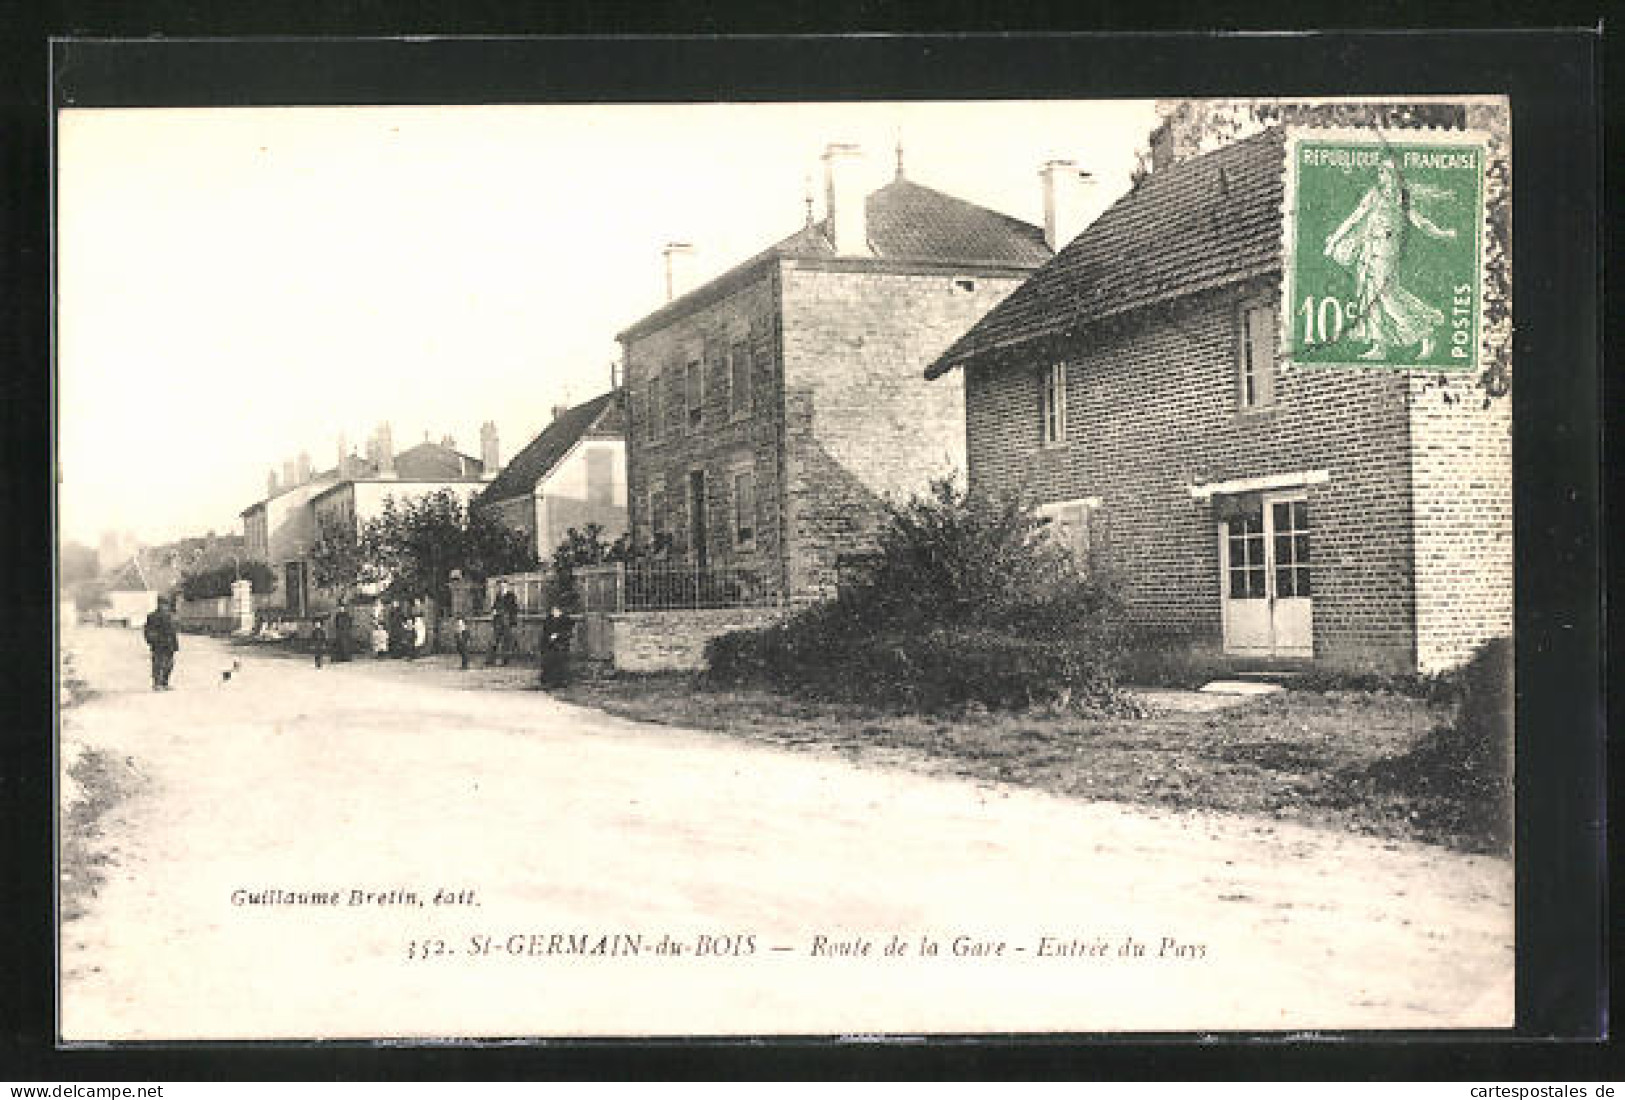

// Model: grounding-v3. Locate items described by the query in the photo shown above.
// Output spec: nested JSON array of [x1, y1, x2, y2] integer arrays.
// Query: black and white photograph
[[54, 86, 1525, 1040]]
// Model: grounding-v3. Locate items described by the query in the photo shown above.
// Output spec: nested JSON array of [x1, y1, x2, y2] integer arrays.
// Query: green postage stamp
[[1282, 128, 1490, 370]]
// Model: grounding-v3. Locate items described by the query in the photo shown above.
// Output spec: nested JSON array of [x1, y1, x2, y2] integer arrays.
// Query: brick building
[[477, 392, 627, 561], [926, 128, 1511, 674], [617, 143, 1067, 602]]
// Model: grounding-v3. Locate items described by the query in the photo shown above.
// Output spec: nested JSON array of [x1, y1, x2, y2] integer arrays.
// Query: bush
[[179, 561, 276, 600], [707, 619, 1126, 712], [704, 479, 1131, 712], [1344, 637, 1513, 852]]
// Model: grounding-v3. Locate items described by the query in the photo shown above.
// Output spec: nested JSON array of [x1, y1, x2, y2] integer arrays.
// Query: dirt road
[[58, 626, 1512, 1039]]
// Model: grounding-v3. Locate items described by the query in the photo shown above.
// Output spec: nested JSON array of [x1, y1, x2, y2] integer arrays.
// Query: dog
[[220, 659, 241, 685]]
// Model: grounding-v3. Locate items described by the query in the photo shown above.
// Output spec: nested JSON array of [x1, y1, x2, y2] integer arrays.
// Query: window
[[1271, 499, 1312, 598], [685, 359, 704, 429], [667, 368, 685, 437], [1225, 508, 1268, 599], [729, 341, 753, 418], [1037, 498, 1095, 572], [1039, 362, 1067, 446], [733, 470, 757, 549], [648, 484, 669, 541], [646, 370, 662, 442], [1238, 303, 1277, 410]]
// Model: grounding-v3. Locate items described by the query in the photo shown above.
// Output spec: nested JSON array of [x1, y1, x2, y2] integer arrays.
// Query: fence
[[576, 561, 780, 612], [483, 571, 550, 614]]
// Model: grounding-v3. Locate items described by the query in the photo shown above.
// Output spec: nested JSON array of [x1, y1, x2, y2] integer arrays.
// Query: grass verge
[[556, 673, 1502, 856]]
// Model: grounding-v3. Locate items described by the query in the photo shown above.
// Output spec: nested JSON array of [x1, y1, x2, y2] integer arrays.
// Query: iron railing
[[576, 561, 779, 612]]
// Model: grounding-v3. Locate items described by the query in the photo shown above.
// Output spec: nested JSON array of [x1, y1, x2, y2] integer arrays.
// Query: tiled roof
[[389, 441, 485, 480], [620, 175, 1050, 341], [926, 128, 1286, 378], [786, 177, 1053, 267], [478, 392, 623, 504]]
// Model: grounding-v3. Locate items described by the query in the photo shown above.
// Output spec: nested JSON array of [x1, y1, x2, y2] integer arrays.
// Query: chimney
[[551, 403, 570, 422], [376, 422, 395, 478], [662, 242, 696, 303], [296, 451, 312, 484], [282, 459, 297, 488], [480, 421, 500, 478], [441, 434, 456, 449], [267, 469, 280, 496], [336, 433, 349, 478], [1039, 159, 1095, 252], [822, 143, 869, 257]]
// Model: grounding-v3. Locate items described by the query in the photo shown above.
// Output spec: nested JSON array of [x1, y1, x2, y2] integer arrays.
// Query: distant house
[[925, 128, 1511, 674], [243, 424, 494, 616], [618, 143, 1072, 603], [477, 392, 627, 561]]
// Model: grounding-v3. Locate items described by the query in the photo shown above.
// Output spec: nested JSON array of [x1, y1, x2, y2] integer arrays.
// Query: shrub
[[705, 479, 1130, 711], [1343, 637, 1513, 853]]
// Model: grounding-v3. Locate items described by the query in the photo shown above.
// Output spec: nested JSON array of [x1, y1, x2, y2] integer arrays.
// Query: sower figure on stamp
[[1323, 157, 1457, 361], [142, 597, 179, 691], [538, 604, 575, 689], [489, 581, 520, 666]]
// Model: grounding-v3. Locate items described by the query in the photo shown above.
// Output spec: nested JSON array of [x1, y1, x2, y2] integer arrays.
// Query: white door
[[1220, 492, 1312, 657]]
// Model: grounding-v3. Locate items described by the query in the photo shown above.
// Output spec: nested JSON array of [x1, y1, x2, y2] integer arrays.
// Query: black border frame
[[5, 27, 1608, 1080]]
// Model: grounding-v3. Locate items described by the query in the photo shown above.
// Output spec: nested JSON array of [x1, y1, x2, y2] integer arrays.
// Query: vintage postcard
[[55, 94, 1515, 1041]]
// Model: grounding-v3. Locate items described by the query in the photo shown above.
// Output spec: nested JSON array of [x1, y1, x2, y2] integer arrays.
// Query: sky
[[56, 100, 1159, 548]]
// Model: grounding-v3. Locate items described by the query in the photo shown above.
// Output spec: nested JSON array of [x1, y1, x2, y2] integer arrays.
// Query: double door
[[1220, 492, 1312, 657]]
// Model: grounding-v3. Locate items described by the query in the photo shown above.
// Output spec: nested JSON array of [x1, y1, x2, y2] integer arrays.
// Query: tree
[[546, 523, 632, 610], [179, 560, 276, 600], [308, 518, 372, 600], [59, 541, 101, 586], [360, 489, 536, 605]]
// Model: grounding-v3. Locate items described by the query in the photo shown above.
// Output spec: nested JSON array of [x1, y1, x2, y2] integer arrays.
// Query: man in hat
[[142, 596, 180, 691]]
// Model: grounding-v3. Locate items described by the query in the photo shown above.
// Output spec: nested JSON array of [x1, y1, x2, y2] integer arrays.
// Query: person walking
[[490, 581, 520, 666], [311, 617, 327, 669], [538, 604, 575, 689], [332, 602, 352, 662], [142, 597, 179, 691]]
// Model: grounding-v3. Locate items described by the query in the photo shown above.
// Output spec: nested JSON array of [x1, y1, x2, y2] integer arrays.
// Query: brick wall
[[1407, 373, 1514, 673], [779, 262, 1028, 597], [963, 278, 1423, 670], [621, 269, 788, 598], [609, 607, 790, 672]]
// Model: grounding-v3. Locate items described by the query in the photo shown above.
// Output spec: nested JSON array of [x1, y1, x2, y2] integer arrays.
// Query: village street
[[59, 626, 1513, 1040]]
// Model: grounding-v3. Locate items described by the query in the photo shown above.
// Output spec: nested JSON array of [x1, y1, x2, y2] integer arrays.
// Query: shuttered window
[[1238, 303, 1277, 410]]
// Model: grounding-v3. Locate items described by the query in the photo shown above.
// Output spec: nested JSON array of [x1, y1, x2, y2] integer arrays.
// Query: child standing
[[454, 617, 471, 669], [411, 611, 428, 659], [311, 618, 327, 669]]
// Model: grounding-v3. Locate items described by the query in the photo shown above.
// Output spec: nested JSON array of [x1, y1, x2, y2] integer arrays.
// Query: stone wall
[[777, 260, 1030, 598], [609, 607, 789, 673], [621, 268, 788, 598], [962, 277, 1426, 671]]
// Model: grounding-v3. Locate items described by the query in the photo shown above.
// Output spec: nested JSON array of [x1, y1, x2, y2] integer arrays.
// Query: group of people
[[312, 599, 428, 667], [142, 585, 576, 690]]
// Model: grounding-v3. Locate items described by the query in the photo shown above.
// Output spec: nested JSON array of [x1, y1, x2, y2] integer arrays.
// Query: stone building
[[477, 392, 628, 562], [617, 143, 1068, 603], [925, 128, 1511, 674]]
